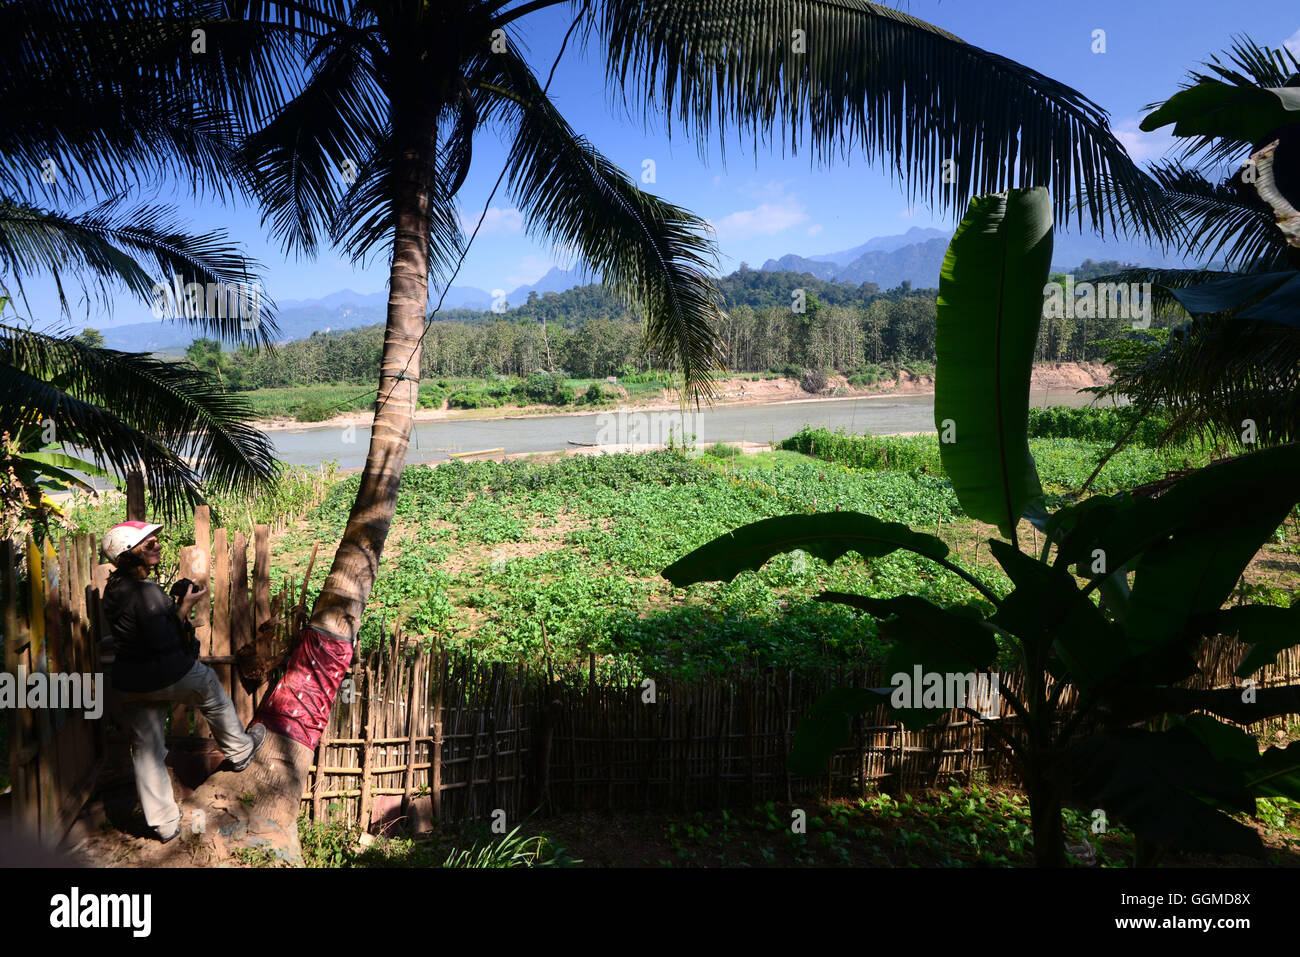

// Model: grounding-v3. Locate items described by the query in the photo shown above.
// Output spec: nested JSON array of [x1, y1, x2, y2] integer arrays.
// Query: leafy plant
[[663, 187, 1300, 867], [441, 825, 577, 868]]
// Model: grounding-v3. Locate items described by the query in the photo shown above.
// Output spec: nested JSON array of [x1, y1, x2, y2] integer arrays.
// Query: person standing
[[100, 520, 266, 843]]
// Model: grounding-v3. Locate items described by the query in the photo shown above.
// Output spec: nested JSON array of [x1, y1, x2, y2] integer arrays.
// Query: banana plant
[[662, 186, 1300, 867]]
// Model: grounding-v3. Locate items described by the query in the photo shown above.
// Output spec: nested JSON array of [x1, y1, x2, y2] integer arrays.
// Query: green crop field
[[268, 428, 1298, 682]]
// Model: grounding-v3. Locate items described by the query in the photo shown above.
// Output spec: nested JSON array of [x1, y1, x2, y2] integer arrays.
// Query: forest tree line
[[178, 261, 1153, 389]]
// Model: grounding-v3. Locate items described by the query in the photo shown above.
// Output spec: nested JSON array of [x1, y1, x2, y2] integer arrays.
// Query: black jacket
[[103, 576, 197, 692]]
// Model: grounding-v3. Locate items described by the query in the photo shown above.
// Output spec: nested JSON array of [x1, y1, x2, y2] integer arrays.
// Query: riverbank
[[256, 362, 1112, 433]]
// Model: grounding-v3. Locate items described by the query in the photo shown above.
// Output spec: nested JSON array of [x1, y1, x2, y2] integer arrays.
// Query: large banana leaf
[[1140, 80, 1300, 145], [934, 187, 1052, 541], [661, 512, 949, 588], [1163, 270, 1300, 326]]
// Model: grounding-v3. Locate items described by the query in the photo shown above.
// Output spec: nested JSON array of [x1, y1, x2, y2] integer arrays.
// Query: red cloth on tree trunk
[[254, 626, 352, 750]]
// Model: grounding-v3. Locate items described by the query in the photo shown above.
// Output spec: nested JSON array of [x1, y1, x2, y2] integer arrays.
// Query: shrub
[[799, 368, 828, 394], [448, 390, 502, 409], [705, 441, 741, 459], [295, 401, 333, 422], [846, 364, 887, 388], [1025, 405, 1173, 447], [417, 385, 447, 409], [781, 427, 942, 473], [516, 372, 572, 406], [768, 362, 803, 378]]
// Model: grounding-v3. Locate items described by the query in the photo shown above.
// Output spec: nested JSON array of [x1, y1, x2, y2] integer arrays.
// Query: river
[[265, 389, 1106, 470]]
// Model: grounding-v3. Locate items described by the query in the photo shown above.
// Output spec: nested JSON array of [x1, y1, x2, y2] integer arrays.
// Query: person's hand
[[178, 581, 208, 618]]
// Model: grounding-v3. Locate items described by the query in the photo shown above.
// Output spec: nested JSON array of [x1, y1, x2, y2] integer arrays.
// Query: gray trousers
[[118, 660, 255, 839]]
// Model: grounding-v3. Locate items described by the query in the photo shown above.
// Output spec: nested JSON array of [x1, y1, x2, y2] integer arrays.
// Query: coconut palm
[[1090, 37, 1300, 448], [32, 0, 1176, 861], [1, 0, 281, 524]]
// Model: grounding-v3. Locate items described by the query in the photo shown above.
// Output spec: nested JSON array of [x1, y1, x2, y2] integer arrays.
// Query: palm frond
[[1115, 311, 1300, 447], [0, 197, 278, 344], [1145, 161, 1292, 270], [330, 129, 466, 280], [0, 323, 280, 518], [239, 21, 388, 257], [0, 1, 264, 204], [595, 0, 1174, 240], [1142, 35, 1300, 170], [482, 47, 726, 401]]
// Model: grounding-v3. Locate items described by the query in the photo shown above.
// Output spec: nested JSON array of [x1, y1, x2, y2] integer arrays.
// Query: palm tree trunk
[[168, 108, 438, 865]]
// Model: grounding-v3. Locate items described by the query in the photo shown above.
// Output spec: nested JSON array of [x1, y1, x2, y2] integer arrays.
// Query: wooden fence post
[[400, 646, 424, 828], [230, 531, 252, 726], [125, 472, 145, 521], [209, 527, 231, 746], [3, 539, 39, 839], [358, 658, 376, 831]]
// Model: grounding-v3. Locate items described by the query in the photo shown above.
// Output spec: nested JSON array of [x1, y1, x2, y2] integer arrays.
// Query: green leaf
[[1163, 270, 1300, 327], [820, 593, 1000, 730], [1217, 603, 1300, 677], [1140, 80, 1300, 145], [661, 512, 948, 587], [1069, 727, 1261, 855], [14, 449, 112, 479], [987, 540, 1124, 688], [788, 686, 891, 778], [934, 187, 1051, 540], [1056, 446, 1300, 636], [1249, 745, 1300, 803]]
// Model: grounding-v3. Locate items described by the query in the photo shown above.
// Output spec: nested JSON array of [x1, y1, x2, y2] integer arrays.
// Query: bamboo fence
[[2, 534, 106, 846], [5, 499, 1300, 844], [301, 634, 1300, 835]]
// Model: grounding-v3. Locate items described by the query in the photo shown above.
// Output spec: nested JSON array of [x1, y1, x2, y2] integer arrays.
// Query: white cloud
[[900, 206, 917, 219], [806, 224, 823, 236], [1114, 117, 1176, 164], [461, 206, 523, 236], [708, 192, 808, 241], [1286, 27, 1300, 57]]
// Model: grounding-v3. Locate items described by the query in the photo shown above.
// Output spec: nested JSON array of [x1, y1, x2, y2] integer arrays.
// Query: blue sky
[[15, 1, 1300, 330]]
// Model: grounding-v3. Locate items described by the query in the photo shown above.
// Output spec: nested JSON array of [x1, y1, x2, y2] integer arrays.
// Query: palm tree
[[2, 0, 281, 523], [49, 0, 1174, 861], [1091, 37, 1300, 448]]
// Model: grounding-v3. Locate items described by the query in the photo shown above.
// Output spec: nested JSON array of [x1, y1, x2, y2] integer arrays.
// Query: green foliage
[[518, 371, 572, 406], [441, 825, 578, 868], [1026, 406, 1171, 446], [293, 451, 968, 672], [781, 428, 942, 475], [781, 426, 1210, 496], [666, 195, 1300, 867], [934, 187, 1052, 539], [295, 401, 333, 422], [63, 462, 332, 577]]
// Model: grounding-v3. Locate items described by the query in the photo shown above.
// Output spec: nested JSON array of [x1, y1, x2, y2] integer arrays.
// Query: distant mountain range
[[99, 266, 591, 352], [761, 227, 1187, 289], [98, 227, 1188, 352]]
